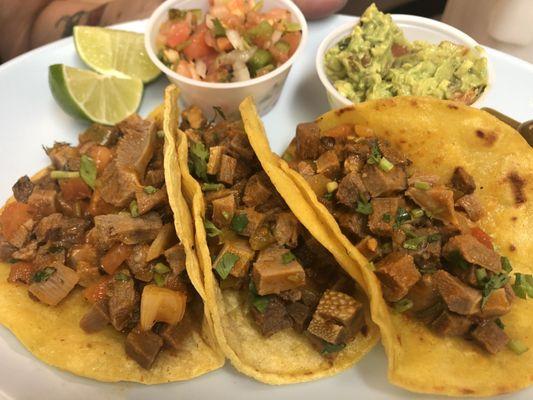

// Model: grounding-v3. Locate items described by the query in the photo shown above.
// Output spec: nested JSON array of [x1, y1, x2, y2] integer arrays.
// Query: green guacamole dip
[[324, 4, 488, 104]]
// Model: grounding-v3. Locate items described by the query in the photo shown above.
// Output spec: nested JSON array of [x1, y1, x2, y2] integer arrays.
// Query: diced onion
[[140, 284, 187, 331], [195, 59, 207, 79], [232, 60, 251, 82], [226, 29, 247, 51], [29, 265, 79, 306], [147, 223, 176, 261], [271, 29, 283, 45], [217, 47, 256, 66], [205, 14, 215, 30]]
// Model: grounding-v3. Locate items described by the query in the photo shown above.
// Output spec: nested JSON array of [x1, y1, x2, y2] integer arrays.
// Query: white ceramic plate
[[0, 15, 532, 400]]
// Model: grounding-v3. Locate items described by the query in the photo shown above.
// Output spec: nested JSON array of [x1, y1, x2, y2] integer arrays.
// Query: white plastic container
[[316, 15, 492, 110], [145, 0, 308, 116]]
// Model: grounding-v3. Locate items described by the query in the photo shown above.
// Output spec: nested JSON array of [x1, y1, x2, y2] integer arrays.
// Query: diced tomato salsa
[[156, 1, 301, 83]]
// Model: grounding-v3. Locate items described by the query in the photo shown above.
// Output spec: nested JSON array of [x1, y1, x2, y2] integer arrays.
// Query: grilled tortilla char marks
[[286, 121, 520, 354], [0, 115, 191, 369]]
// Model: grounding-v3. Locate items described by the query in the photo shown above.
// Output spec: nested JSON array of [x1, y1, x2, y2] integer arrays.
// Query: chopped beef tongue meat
[[0, 115, 191, 369], [177, 111, 369, 357], [286, 123, 520, 355]]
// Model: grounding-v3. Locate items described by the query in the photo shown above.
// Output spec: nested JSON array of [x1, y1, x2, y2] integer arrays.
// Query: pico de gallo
[[156, 0, 302, 83]]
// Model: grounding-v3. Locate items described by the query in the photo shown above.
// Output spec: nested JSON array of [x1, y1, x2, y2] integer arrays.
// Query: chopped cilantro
[[154, 262, 170, 274], [189, 141, 209, 180], [393, 207, 411, 228], [403, 236, 426, 251], [323, 192, 334, 200], [80, 154, 97, 189], [512, 273, 533, 299], [215, 252, 239, 280], [367, 144, 382, 165], [252, 296, 270, 313], [501, 256, 513, 273], [475, 268, 488, 285], [144, 185, 158, 194], [382, 213, 391, 222], [447, 250, 470, 270], [356, 197, 372, 215], [32, 267, 56, 283], [154, 273, 166, 287], [495, 318, 505, 330], [282, 251, 296, 264], [481, 273, 510, 308], [231, 213, 249, 233], [204, 219, 222, 237]]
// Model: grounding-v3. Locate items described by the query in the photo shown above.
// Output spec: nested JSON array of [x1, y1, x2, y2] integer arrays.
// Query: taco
[[239, 96, 533, 396], [165, 85, 379, 384], [0, 100, 223, 383]]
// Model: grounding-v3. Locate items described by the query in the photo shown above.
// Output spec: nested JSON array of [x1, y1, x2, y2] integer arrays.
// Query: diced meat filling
[[443, 234, 501, 273], [251, 297, 292, 337], [285, 125, 520, 355], [252, 250, 306, 295], [451, 167, 476, 194], [125, 326, 163, 369], [434, 270, 481, 315], [80, 300, 110, 333], [212, 194, 235, 228], [12, 176, 34, 203], [206, 145, 225, 175], [217, 155, 237, 185], [375, 252, 421, 302], [242, 173, 272, 207], [94, 213, 162, 245]]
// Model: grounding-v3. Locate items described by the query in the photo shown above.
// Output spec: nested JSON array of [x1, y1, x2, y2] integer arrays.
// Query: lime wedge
[[49, 64, 143, 125], [74, 26, 161, 83]]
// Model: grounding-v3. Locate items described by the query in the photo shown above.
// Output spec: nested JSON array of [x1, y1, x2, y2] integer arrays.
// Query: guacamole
[[325, 4, 488, 104]]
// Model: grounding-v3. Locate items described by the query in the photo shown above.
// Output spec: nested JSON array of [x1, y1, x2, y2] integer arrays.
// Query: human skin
[[292, 0, 348, 20]]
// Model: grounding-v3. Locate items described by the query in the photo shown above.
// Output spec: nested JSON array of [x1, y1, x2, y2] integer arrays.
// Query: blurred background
[[1, 0, 532, 63]]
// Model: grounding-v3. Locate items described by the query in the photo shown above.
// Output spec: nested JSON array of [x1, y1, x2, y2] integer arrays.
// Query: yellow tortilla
[[169, 87, 379, 384], [241, 95, 533, 396], [0, 100, 224, 383]]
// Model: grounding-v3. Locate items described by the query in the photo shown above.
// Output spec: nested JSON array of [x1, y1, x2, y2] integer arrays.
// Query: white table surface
[[0, 14, 531, 400]]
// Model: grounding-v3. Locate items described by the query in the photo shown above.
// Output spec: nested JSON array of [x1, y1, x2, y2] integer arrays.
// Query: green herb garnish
[[393, 298, 413, 313], [202, 182, 224, 191], [50, 170, 80, 179], [154, 273, 166, 287], [481, 273, 510, 308], [382, 213, 391, 222], [378, 156, 394, 172], [204, 219, 222, 237], [154, 262, 170, 274], [501, 256, 513, 273], [323, 192, 334, 200], [447, 250, 470, 270], [356, 197, 372, 215], [414, 181, 431, 190], [475, 268, 488, 284], [507, 339, 529, 355], [79, 154, 96, 189], [231, 213, 249, 233], [403, 236, 426, 251], [215, 252, 239, 280], [495, 318, 505, 330], [252, 296, 270, 313], [129, 200, 139, 217], [367, 144, 382, 165], [427, 233, 441, 243], [512, 273, 533, 299], [393, 207, 411, 228], [114, 272, 130, 282], [212, 18, 226, 37], [410, 208, 424, 219], [189, 141, 209, 180], [144, 185, 158, 195], [32, 267, 56, 283], [282, 251, 296, 264]]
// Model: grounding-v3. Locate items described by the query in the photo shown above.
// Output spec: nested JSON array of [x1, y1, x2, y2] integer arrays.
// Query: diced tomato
[[88, 190, 117, 217], [84, 275, 112, 304], [183, 25, 216, 60], [101, 243, 132, 275], [87, 145, 113, 175], [323, 124, 354, 138], [281, 31, 301, 56], [471, 227, 493, 250], [0, 202, 33, 243], [59, 178, 92, 202], [166, 20, 192, 48], [391, 43, 409, 57], [216, 37, 232, 52], [8, 262, 36, 285], [269, 44, 290, 64]]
